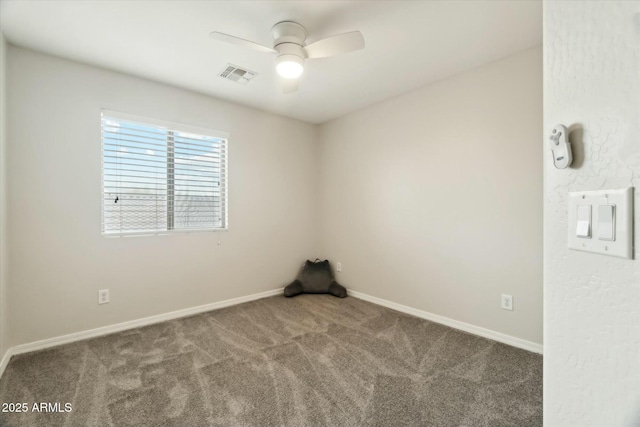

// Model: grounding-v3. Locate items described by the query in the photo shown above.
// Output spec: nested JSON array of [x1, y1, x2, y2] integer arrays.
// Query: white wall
[[0, 33, 8, 360], [6, 46, 319, 347], [318, 47, 543, 344], [544, 2, 640, 426]]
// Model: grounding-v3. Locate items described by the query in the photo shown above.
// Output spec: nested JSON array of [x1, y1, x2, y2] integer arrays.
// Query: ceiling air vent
[[219, 64, 257, 85]]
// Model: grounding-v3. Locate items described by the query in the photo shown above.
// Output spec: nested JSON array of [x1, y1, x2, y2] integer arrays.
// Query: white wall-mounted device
[[549, 124, 572, 169], [568, 188, 634, 259]]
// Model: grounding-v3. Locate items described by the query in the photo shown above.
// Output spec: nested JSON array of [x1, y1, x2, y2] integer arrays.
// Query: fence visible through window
[[101, 111, 228, 235]]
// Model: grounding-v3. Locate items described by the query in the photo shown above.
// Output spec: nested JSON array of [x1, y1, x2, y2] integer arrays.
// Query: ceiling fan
[[210, 21, 365, 93]]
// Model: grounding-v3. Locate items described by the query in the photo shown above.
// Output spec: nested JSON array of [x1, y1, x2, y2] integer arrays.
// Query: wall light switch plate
[[568, 188, 633, 259]]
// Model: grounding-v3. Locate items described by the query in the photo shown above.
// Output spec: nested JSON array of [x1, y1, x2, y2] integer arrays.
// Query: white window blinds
[[101, 111, 228, 235]]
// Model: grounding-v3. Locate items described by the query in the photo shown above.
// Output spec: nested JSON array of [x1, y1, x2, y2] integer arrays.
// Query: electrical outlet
[[336, 262, 342, 272], [501, 294, 513, 311], [98, 289, 110, 305]]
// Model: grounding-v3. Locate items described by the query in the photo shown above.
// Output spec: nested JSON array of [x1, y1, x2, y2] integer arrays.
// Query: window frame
[[101, 109, 229, 237]]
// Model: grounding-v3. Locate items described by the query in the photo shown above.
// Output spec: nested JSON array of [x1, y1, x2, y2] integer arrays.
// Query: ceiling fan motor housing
[[271, 21, 307, 46], [275, 42, 306, 59]]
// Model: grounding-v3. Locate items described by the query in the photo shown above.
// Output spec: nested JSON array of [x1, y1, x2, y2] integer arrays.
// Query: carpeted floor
[[0, 294, 542, 427]]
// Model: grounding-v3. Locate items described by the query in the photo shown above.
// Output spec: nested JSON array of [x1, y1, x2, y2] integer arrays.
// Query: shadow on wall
[[568, 123, 584, 169]]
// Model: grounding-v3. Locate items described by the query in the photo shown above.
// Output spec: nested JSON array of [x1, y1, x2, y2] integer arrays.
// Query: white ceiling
[[0, 0, 542, 124]]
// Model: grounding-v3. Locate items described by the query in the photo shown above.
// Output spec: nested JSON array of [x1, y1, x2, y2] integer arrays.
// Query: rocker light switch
[[597, 205, 615, 241], [576, 205, 591, 238], [568, 188, 633, 259]]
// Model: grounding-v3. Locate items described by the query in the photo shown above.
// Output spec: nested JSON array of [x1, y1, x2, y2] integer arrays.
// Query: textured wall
[[544, 2, 640, 426], [318, 47, 543, 345]]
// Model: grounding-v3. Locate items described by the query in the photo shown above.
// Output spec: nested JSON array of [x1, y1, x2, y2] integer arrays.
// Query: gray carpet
[[0, 294, 542, 427]]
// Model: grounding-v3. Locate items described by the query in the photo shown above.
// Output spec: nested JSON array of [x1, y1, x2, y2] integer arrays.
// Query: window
[[101, 110, 228, 235]]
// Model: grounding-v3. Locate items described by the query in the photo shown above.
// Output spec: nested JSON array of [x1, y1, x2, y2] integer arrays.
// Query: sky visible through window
[[102, 116, 226, 234]]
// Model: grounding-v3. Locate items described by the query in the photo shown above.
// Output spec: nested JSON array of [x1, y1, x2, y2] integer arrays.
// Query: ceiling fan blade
[[304, 31, 365, 59], [282, 78, 299, 94], [209, 32, 276, 53]]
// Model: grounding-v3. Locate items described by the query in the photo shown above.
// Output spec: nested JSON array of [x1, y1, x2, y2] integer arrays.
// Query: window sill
[[102, 228, 229, 238]]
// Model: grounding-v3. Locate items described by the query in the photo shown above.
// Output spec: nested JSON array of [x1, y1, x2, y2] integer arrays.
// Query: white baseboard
[[0, 285, 541, 381], [0, 288, 283, 374], [0, 348, 11, 379], [348, 290, 543, 354]]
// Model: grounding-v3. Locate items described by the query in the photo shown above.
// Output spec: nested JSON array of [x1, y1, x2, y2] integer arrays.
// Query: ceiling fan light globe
[[276, 55, 304, 79], [277, 61, 303, 79]]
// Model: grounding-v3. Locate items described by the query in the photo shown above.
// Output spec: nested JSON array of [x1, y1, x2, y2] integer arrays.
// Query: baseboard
[[0, 348, 11, 380], [0, 285, 541, 382], [9, 288, 283, 358], [348, 290, 543, 354]]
